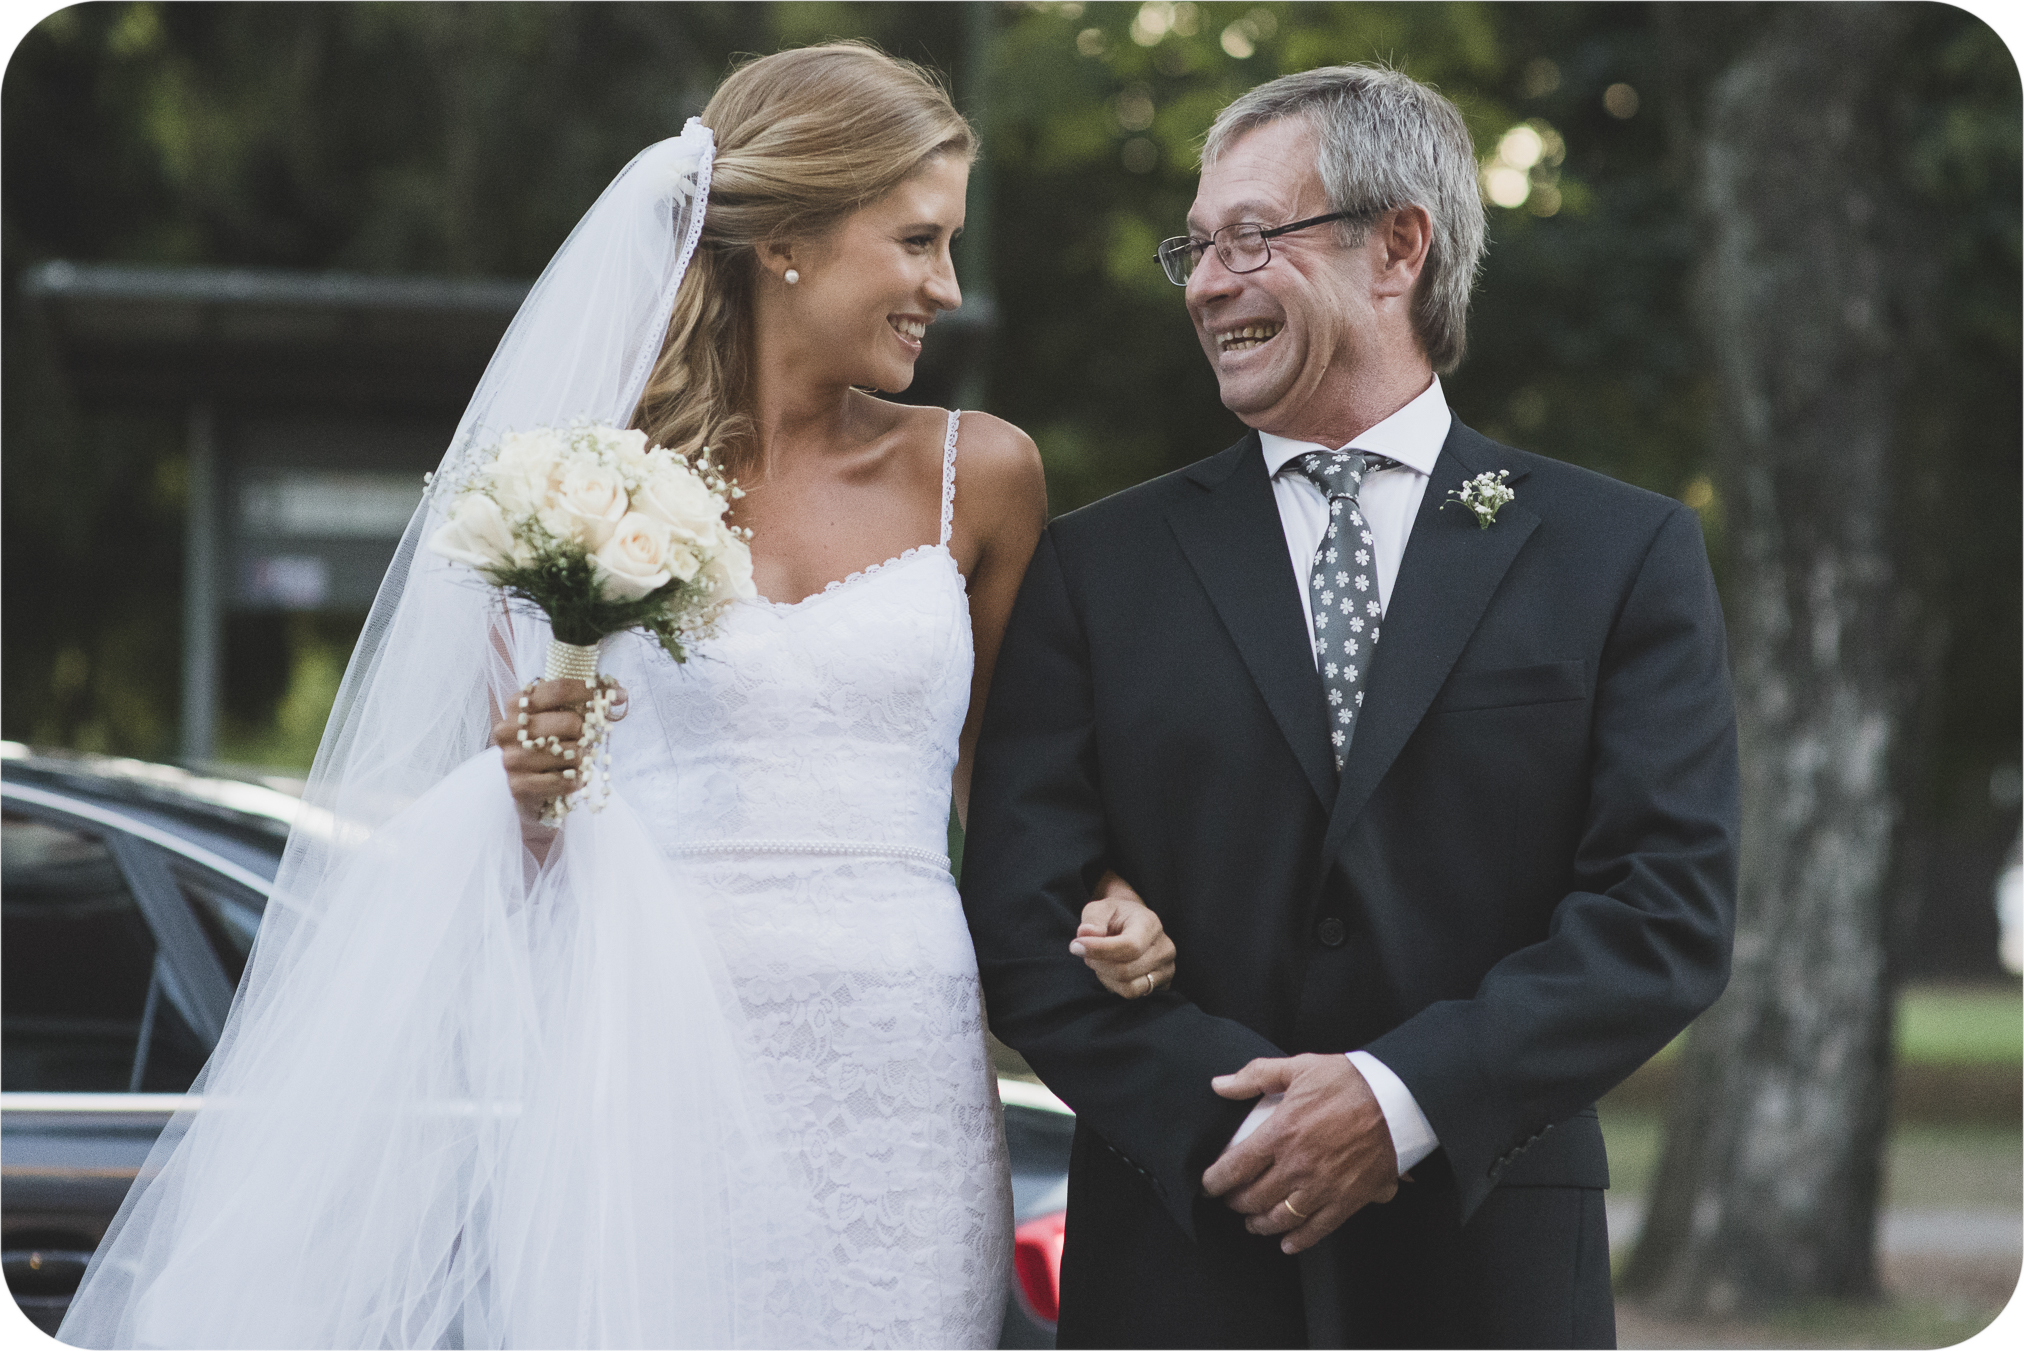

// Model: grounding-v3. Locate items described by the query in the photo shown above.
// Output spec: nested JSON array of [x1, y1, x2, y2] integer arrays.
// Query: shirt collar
[[1258, 376, 1451, 480]]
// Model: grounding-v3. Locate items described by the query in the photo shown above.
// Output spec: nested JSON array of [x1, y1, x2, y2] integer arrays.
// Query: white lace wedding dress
[[59, 123, 1009, 1346], [604, 409, 1012, 1348], [60, 411, 1009, 1351]]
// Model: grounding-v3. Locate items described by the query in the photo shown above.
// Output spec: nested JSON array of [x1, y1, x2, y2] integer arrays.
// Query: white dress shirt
[[1221, 377, 1451, 1177]]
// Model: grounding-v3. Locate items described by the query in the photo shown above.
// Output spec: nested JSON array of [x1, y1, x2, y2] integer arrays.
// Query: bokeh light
[[1484, 165, 1530, 208], [1498, 125, 1545, 171], [1130, 2, 1201, 46], [1481, 119, 1566, 212]]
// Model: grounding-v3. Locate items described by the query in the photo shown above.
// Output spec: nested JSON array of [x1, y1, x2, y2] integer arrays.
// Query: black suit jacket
[[961, 421, 1738, 1348]]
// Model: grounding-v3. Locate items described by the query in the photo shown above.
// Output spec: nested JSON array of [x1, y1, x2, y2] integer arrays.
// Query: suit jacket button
[[1315, 917, 1347, 947]]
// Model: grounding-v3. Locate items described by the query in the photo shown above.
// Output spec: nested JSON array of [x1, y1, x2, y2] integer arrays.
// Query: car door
[[1, 788, 253, 1332]]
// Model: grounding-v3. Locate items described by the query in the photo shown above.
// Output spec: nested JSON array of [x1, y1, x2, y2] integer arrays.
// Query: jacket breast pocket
[[1431, 659, 1587, 714]]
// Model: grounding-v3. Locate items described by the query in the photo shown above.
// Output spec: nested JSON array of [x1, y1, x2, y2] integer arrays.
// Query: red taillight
[[1013, 1209, 1067, 1326]]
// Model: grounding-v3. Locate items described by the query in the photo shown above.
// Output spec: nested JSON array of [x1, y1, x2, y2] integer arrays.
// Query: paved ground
[[1607, 1200, 2023, 1261]]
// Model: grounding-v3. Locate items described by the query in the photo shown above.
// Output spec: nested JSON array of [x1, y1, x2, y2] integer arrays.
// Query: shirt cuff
[[1347, 1050, 1439, 1174], [1222, 1093, 1282, 1154]]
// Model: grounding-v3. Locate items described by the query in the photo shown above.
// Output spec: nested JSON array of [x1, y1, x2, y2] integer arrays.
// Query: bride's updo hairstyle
[[634, 42, 975, 473]]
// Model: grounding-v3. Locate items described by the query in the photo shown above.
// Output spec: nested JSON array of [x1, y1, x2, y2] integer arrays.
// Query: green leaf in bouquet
[[485, 546, 710, 664]]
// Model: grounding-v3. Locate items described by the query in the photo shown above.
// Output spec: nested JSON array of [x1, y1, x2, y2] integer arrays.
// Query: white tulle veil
[[60, 120, 810, 1350]]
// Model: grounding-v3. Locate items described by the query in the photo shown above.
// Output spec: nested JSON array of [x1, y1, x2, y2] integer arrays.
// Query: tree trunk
[[1621, 2, 1925, 1316]]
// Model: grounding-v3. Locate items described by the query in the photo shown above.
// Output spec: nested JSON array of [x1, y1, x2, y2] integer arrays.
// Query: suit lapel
[[1323, 423, 1537, 856], [1168, 434, 1337, 811]]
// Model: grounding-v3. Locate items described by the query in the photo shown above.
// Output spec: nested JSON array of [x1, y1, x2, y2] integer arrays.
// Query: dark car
[[2, 744, 1073, 1343]]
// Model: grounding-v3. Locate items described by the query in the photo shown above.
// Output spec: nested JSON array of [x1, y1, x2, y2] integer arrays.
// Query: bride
[[59, 43, 1173, 1350]]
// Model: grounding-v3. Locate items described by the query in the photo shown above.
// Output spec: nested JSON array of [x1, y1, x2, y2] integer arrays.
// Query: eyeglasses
[[1155, 210, 1363, 286]]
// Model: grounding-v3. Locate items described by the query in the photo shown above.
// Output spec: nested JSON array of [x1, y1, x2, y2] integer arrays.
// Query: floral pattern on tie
[[1289, 449, 1400, 772]]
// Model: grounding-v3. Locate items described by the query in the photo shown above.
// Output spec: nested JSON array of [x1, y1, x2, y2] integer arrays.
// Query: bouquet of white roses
[[428, 421, 754, 820]]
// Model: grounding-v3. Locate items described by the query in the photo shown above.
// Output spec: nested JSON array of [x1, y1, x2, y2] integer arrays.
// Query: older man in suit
[[961, 64, 1738, 1349]]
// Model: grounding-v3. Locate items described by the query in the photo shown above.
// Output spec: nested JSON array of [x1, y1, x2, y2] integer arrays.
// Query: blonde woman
[[60, 45, 1168, 1350]]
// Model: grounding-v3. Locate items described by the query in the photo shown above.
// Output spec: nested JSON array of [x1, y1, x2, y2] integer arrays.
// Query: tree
[[1621, 1, 1983, 1312], [3, 6, 2013, 981]]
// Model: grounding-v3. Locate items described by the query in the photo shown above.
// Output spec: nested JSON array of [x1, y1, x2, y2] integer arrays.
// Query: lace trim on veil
[[621, 121, 715, 412]]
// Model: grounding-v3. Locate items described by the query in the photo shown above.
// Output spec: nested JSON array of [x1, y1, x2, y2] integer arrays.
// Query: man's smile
[[1216, 321, 1284, 353]]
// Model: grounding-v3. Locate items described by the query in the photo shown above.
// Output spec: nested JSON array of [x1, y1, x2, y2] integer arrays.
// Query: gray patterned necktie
[[1288, 450, 1401, 771]]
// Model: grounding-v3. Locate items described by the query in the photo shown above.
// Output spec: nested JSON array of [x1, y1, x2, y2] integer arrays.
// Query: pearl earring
[[784, 269, 800, 285]]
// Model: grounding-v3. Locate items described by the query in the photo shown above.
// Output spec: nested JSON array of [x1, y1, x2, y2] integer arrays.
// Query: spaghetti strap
[[938, 409, 961, 549]]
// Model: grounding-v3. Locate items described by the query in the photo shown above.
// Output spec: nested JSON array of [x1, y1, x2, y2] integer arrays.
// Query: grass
[[1601, 1110, 1666, 1195], [1639, 981, 2022, 1067], [1899, 984, 2024, 1067], [1607, 981, 2022, 1125], [1600, 1110, 2023, 1210]]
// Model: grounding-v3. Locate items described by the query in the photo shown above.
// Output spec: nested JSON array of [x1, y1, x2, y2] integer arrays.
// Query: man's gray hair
[[1203, 64, 1486, 373]]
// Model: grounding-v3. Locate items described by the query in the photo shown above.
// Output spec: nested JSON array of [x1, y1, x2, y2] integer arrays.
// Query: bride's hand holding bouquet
[[427, 420, 754, 825]]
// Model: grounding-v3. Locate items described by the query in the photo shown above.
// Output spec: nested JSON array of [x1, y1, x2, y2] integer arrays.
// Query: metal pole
[[955, 0, 998, 414], [180, 401, 218, 764]]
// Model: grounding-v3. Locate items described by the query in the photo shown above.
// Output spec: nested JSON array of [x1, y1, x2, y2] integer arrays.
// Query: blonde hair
[[632, 43, 975, 473]]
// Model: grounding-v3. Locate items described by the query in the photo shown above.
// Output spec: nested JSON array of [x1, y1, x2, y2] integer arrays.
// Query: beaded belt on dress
[[667, 839, 951, 870]]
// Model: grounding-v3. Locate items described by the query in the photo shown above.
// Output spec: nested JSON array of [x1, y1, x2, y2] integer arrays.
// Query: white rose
[[552, 460, 630, 549], [698, 523, 757, 603], [533, 504, 578, 545], [591, 512, 677, 601], [487, 430, 567, 517], [428, 492, 520, 573], [633, 464, 724, 543], [494, 427, 562, 468], [604, 426, 654, 479], [664, 538, 703, 583]]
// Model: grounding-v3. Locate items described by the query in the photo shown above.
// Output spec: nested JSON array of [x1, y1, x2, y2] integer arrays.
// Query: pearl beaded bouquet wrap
[[428, 420, 755, 820]]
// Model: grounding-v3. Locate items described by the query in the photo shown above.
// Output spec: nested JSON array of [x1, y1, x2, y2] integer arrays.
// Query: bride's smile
[[758, 151, 968, 397]]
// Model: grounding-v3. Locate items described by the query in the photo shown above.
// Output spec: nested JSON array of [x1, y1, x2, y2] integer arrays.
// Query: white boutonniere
[[1444, 470, 1515, 530]]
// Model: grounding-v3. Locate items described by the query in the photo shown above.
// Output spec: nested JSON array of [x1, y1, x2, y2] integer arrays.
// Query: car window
[[2, 810, 208, 1093], [168, 857, 264, 986]]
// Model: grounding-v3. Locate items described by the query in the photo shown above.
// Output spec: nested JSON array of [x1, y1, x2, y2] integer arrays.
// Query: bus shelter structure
[[20, 261, 990, 762]]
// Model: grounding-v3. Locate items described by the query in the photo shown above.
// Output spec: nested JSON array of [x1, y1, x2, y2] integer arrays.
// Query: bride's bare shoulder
[[937, 410, 1045, 572], [949, 410, 1043, 505]]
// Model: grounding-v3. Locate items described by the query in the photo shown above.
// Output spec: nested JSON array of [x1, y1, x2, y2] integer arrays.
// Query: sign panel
[[222, 413, 451, 613]]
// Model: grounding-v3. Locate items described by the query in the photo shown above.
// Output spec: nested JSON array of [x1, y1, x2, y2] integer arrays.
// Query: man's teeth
[[1218, 324, 1282, 352], [893, 318, 927, 340]]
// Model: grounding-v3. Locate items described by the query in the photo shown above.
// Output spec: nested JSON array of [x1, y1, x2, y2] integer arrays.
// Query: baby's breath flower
[[1443, 470, 1516, 529]]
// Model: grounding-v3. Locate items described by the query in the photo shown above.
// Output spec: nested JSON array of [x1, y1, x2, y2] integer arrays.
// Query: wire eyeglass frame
[[1156, 210, 1365, 286]]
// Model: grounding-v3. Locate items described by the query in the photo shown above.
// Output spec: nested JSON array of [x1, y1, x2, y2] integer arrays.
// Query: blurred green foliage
[[1622, 981, 2024, 1068], [2, 3, 2016, 872], [1895, 984, 2024, 1066]]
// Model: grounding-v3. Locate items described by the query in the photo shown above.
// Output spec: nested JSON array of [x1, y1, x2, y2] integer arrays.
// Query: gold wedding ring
[[1281, 1195, 1309, 1220]]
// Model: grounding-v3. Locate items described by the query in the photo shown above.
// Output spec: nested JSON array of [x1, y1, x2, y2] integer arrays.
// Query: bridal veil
[[59, 121, 809, 1349]]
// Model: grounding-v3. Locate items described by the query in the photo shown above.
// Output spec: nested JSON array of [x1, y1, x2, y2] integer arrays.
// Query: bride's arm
[[946, 413, 1173, 1000], [946, 411, 1047, 831], [482, 607, 613, 855]]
